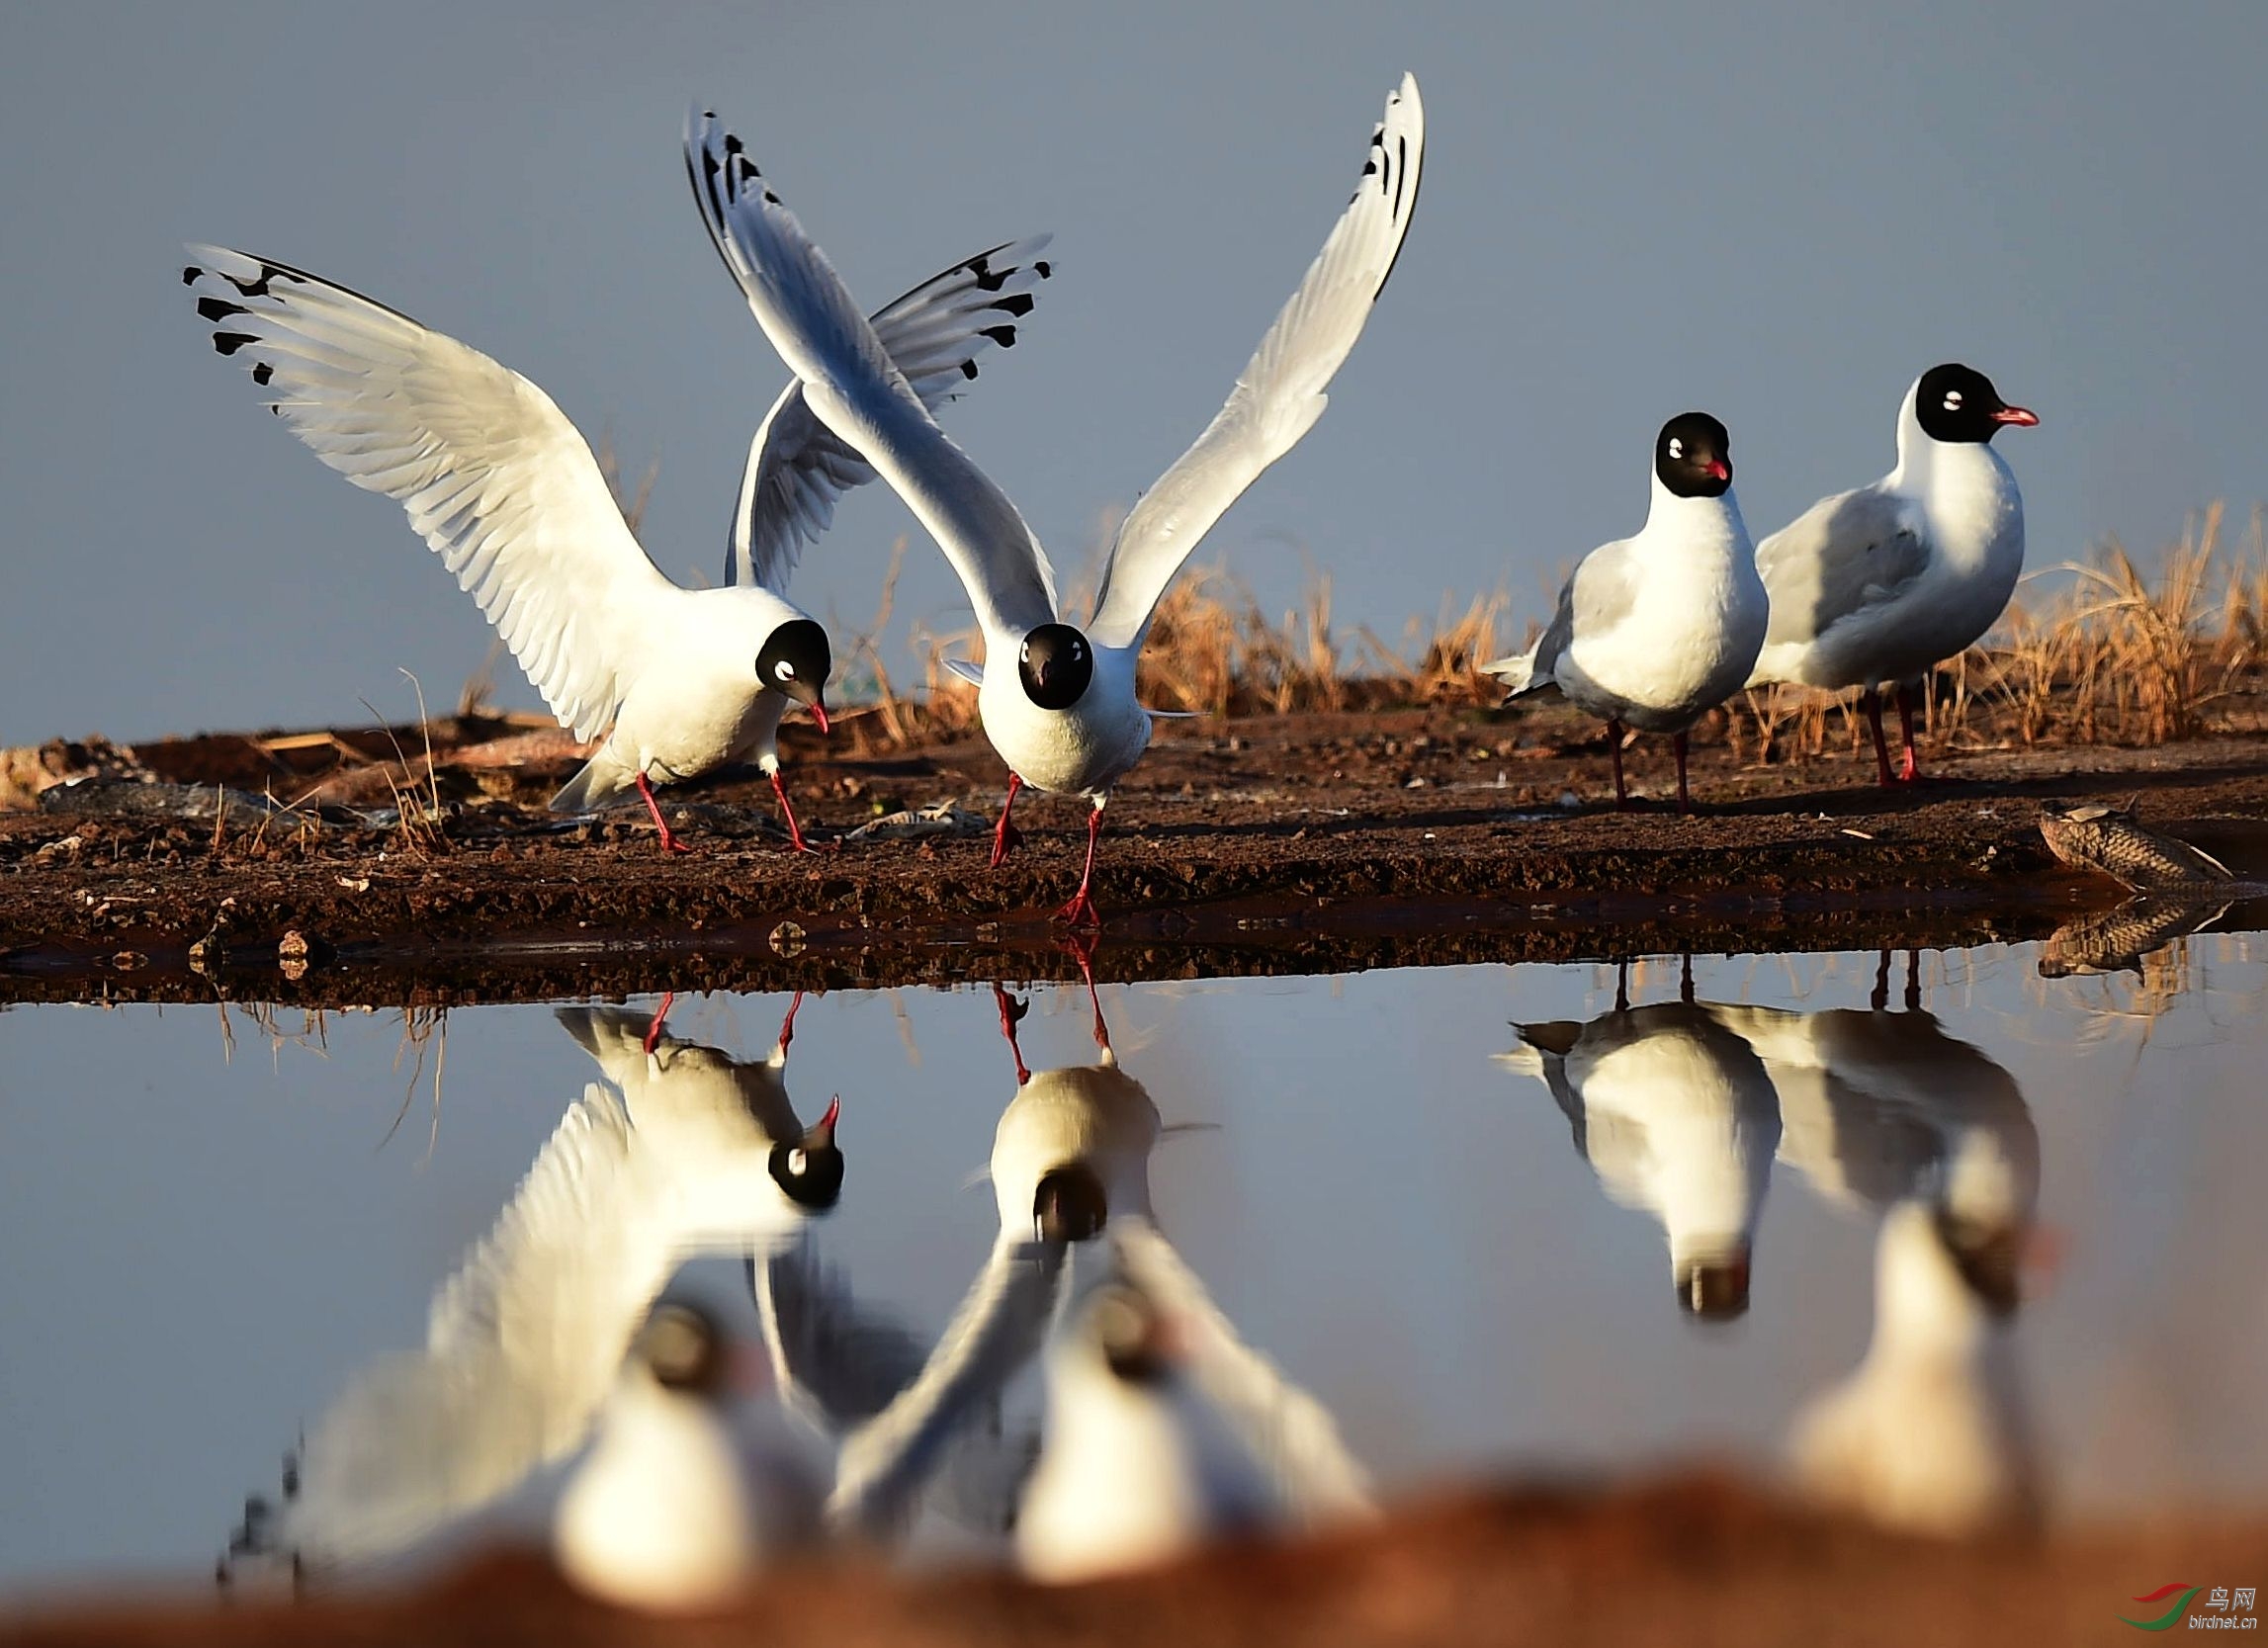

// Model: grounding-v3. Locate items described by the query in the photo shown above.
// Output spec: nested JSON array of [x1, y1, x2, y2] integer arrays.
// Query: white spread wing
[[1087, 74, 1424, 652], [721, 238, 1057, 592], [184, 247, 676, 739], [683, 112, 1059, 640], [281, 1084, 675, 1561]]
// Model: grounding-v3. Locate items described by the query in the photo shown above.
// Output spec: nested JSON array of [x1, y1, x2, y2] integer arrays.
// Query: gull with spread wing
[[684, 80, 1423, 922], [184, 215, 1051, 852]]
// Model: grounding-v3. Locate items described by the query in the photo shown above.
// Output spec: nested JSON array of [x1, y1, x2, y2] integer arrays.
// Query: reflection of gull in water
[[1703, 955, 2039, 1239], [227, 995, 840, 1576], [1789, 1198, 2041, 1535], [759, 970, 1368, 1574], [1502, 973, 1781, 1318], [553, 1296, 826, 1611]]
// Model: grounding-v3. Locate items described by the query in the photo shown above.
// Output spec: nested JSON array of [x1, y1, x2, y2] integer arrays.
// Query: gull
[[1502, 973, 1783, 1319], [1483, 412, 1765, 812], [183, 219, 1052, 852], [219, 996, 841, 1579], [1788, 1198, 2041, 1536], [1746, 364, 2038, 785], [553, 1296, 828, 1612], [757, 979, 1366, 1572], [685, 79, 1423, 922]]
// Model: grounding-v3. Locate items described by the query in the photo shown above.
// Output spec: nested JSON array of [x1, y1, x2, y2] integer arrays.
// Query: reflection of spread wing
[[284, 1084, 675, 1561], [824, 1237, 1066, 1535], [1114, 1221, 1373, 1521], [751, 1241, 935, 1433], [1754, 487, 1930, 651]]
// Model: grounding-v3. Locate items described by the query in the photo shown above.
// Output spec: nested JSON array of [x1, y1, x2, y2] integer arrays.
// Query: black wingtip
[[181, 264, 202, 285]]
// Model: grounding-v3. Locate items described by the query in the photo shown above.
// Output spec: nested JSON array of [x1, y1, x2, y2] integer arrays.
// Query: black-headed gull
[[1746, 364, 2038, 785], [553, 1296, 828, 1611], [1788, 1198, 2041, 1536], [1502, 981, 1783, 1320], [1483, 413, 1765, 812], [184, 224, 1051, 852], [684, 80, 1423, 922], [220, 996, 839, 1578]]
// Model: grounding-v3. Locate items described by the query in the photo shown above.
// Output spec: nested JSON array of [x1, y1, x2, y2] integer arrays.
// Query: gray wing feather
[[726, 239, 1056, 592], [1756, 487, 1931, 649]]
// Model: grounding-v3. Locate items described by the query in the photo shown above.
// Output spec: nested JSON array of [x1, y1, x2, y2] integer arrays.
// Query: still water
[[2, 937, 2265, 1593]]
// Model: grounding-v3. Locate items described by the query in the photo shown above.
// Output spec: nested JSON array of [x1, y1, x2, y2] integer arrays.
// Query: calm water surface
[[3, 936, 2265, 1592]]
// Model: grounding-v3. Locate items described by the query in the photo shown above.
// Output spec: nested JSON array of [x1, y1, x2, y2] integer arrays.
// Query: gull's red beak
[[1706, 459, 1731, 481], [817, 1094, 840, 1136], [808, 697, 831, 736], [1991, 404, 2040, 427]]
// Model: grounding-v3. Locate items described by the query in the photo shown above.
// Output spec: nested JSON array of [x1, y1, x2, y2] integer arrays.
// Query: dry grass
[[1735, 504, 2268, 770], [836, 556, 1513, 754]]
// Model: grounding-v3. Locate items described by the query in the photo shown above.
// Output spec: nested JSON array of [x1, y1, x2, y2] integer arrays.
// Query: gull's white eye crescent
[[787, 1149, 809, 1176], [1668, 437, 1684, 459], [1944, 390, 1963, 409], [774, 660, 796, 681]]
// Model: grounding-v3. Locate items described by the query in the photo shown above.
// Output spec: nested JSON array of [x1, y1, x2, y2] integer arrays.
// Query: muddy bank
[[8, 1474, 2261, 1648], [5, 708, 2266, 1002]]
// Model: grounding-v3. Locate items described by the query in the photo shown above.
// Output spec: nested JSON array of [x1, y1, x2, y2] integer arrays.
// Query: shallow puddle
[[3, 934, 2265, 1592]]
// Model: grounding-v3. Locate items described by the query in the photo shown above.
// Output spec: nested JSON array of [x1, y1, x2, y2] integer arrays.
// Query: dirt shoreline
[[6, 707, 2265, 1003], [7, 1474, 2261, 1648]]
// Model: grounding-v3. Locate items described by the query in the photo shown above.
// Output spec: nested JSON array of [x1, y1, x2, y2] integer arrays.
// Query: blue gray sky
[[3, 0, 2263, 743]]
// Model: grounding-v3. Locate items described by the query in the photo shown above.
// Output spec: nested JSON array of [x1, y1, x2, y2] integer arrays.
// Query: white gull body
[[682, 81, 1422, 914]]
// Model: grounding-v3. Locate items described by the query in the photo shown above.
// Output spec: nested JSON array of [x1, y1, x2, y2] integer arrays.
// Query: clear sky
[[3, 0, 2263, 744]]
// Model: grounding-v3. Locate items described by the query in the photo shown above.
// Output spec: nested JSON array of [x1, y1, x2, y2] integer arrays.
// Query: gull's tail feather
[[1480, 642, 1543, 699], [550, 750, 638, 814]]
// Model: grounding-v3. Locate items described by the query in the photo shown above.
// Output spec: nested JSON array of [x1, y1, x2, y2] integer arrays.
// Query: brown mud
[[7, 1474, 2260, 1648], [6, 706, 2268, 1004]]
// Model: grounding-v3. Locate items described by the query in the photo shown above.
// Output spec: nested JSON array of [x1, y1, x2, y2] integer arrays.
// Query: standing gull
[[1746, 364, 2038, 785], [184, 222, 1052, 851], [1483, 414, 1765, 812], [684, 80, 1423, 923]]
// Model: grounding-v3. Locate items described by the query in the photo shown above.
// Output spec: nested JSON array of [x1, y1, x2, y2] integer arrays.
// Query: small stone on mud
[[769, 920, 807, 957]]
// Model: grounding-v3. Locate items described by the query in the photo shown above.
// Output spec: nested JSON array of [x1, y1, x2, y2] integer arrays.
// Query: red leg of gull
[[636, 773, 695, 854], [1863, 690, 1896, 787], [769, 769, 823, 854], [1064, 933, 1112, 1055], [990, 773, 1025, 870], [1673, 732, 1693, 815], [1054, 807, 1104, 929], [775, 990, 806, 1055], [642, 991, 676, 1056], [1609, 721, 1630, 810], [992, 984, 1032, 1086], [1894, 682, 1924, 782]]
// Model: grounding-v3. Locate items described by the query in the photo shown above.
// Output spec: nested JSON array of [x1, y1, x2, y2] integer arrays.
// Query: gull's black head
[[757, 618, 833, 732], [767, 1094, 844, 1211], [1093, 1286, 1175, 1386], [1938, 1209, 2024, 1319], [1017, 623, 1093, 711], [1033, 1163, 1110, 1244], [1674, 1249, 1752, 1321], [1913, 363, 2038, 445], [637, 1300, 732, 1396], [1654, 412, 1733, 499]]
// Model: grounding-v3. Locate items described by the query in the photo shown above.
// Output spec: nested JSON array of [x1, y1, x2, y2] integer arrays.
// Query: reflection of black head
[[757, 618, 832, 711], [1094, 1287, 1171, 1385], [1033, 1163, 1109, 1244], [1654, 411, 1732, 499], [1017, 623, 1093, 711], [1675, 1253, 1752, 1321], [1913, 363, 2038, 445], [638, 1300, 731, 1395], [767, 1095, 843, 1211], [1938, 1211, 2023, 1318]]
